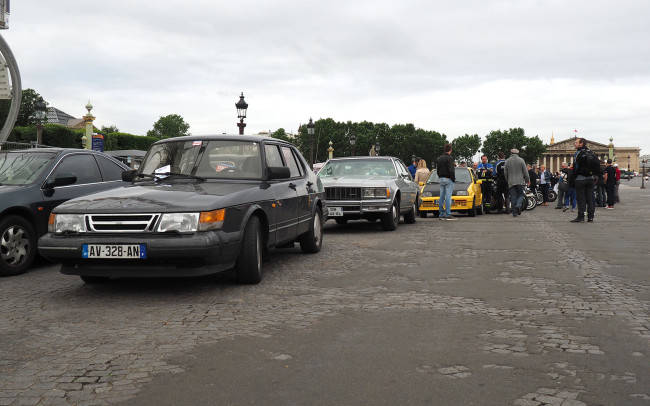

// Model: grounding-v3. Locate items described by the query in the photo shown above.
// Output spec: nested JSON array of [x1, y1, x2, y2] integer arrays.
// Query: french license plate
[[82, 244, 147, 259], [327, 207, 344, 217]]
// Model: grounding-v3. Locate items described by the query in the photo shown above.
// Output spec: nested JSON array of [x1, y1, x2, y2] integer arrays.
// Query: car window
[[265, 145, 284, 167], [50, 154, 102, 185], [454, 168, 472, 183], [195, 140, 261, 179], [96, 155, 126, 181], [395, 160, 410, 178], [0, 152, 55, 185], [281, 146, 302, 177]]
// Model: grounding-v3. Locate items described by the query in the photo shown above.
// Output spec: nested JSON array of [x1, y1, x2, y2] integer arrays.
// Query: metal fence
[[0, 141, 54, 151]]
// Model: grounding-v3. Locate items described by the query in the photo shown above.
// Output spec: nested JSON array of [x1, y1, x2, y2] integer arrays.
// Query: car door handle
[[306, 181, 313, 187], [288, 183, 297, 190]]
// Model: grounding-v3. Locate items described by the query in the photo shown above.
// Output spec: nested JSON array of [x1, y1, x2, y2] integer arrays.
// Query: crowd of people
[[410, 138, 615, 223]]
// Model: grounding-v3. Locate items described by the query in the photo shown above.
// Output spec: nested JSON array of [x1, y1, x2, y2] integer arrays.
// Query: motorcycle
[[490, 182, 536, 212]]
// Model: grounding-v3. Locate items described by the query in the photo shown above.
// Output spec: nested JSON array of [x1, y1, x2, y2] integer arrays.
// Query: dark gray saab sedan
[[38, 135, 325, 284]]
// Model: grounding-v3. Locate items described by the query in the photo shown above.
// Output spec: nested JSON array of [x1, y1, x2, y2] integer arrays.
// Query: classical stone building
[[540, 135, 641, 173]]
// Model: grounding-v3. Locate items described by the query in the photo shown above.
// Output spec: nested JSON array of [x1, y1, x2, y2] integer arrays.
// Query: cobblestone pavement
[[1, 186, 648, 405]]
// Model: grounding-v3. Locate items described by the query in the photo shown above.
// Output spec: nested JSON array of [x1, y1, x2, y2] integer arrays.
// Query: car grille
[[325, 187, 362, 200], [87, 214, 160, 233]]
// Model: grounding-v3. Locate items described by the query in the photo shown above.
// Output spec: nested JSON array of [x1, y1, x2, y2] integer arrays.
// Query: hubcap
[[313, 214, 322, 245], [1, 226, 29, 266]]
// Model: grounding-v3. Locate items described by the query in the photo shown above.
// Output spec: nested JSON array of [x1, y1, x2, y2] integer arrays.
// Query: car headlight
[[157, 209, 225, 233], [49, 214, 86, 234], [422, 191, 433, 197], [158, 213, 200, 233], [455, 191, 469, 196], [363, 187, 390, 198]]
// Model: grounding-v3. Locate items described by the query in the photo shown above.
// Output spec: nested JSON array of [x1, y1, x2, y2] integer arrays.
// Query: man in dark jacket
[[436, 143, 456, 220], [493, 151, 508, 214], [570, 138, 599, 223]]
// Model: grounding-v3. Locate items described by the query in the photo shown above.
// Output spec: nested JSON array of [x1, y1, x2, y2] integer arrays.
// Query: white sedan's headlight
[[158, 213, 199, 232], [363, 187, 390, 198], [49, 214, 86, 234], [455, 191, 469, 196]]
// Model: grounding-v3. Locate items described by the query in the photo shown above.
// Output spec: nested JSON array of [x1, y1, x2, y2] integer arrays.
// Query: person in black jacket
[[493, 151, 509, 214], [527, 164, 538, 196], [570, 138, 599, 223], [436, 143, 456, 220]]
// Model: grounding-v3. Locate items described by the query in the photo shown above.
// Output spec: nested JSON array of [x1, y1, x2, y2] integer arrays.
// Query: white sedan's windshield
[[318, 159, 396, 178], [139, 140, 262, 180]]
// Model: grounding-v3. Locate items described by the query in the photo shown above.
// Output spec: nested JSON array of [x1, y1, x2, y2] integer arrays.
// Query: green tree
[[451, 134, 481, 164], [481, 127, 546, 164], [146, 114, 190, 139], [270, 128, 293, 143], [16, 89, 46, 127], [101, 124, 119, 134]]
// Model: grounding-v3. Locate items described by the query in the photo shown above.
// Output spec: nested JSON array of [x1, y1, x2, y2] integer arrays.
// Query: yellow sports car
[[418, 167, 484, 217]]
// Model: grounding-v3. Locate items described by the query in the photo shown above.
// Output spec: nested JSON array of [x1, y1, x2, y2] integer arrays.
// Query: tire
[[403, 197, 417, 224], [548, 190, 557, 202], [535, 192, 543, 205], [419, 211, 428, 219], [235, 216, 263, 284], [299, 207, 323, 254], [381, 200, 399, 231], [525, 196, 537, 211], [468, 199, 477, 217], [80, 276, 109, 284], [0, 215, 37, 276], [334, 217, 348, 225]]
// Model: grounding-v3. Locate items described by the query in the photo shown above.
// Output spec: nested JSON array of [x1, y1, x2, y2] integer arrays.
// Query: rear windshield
[[0, 152, 55, 185]]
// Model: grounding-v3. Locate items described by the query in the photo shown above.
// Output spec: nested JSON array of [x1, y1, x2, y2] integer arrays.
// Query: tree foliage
[[101, 124, 119, 134], [8, 124, 83, 148], [481, 128, 547, 164], [451, 134, 482, 164], [146, 114, 190, 138], [104, 132, 159, 151]]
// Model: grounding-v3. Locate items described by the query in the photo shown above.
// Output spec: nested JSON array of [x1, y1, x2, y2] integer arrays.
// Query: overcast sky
[[4, 0, 650, 155]]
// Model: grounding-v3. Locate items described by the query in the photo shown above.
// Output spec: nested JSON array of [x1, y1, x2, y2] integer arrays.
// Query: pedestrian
[[504, 148, 530, 217], [476, 155, 494, 213], [414, 158, 430, 184], [613, 163, 621, 202], [527, 164, 538, 197], [569, 138, 600, 223], [539, 165, 552, 206], [436, 143, 457, 220], [603, 159, 617, 209], [595, 163, 607, 207], [555, 162, 569, 210], [407, 157, 420, 178], [494, 151, 509, 214]]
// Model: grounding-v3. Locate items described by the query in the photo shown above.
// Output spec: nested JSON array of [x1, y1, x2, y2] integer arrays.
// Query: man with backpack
[[569, 138, 602, 223]]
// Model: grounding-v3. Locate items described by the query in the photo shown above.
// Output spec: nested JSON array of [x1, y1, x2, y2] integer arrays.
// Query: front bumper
[[324, 198, 392, 219], [419, 196, 472, 211], [38, 230, 241, 278]]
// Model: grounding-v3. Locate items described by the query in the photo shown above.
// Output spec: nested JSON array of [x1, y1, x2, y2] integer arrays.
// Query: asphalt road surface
[[1, 183, 648, 405]]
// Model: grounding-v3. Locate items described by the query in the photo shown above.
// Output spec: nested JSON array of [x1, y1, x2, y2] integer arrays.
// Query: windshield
[[138, 140, 263, 180], [318, 159, 396, 178], [0, 152, 55, 185], [427, 167, 473, 184]]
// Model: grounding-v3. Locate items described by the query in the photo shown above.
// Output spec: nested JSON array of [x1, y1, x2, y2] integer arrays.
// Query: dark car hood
[[53, 181, 266, 213]]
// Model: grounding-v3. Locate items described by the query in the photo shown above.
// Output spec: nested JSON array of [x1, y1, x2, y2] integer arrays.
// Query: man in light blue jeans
[[439, 177, 455, 219], [436, 143, 457, 220]]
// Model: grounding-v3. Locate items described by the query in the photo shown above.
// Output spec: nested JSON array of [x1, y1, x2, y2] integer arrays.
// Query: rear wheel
[[236, 216, 263, 284], [548, 190, 557, 202], [381, 200, 399, 231], [299, 208, 323, 253], [0, 215, 36, 276], [525, 196, 537, 211]]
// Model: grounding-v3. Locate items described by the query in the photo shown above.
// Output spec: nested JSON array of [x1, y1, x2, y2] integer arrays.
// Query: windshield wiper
[[154, 172, 205, 181]]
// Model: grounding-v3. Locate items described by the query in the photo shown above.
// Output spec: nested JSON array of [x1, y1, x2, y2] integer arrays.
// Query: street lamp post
[[307, 118, 315, 169], [627, 155, 631, 180], [349, 133, 356, 156], [375, 141, 381, 156], [235, 93, 248, 135], [641, 160, 647, 189], [34, 97, 47, 146]]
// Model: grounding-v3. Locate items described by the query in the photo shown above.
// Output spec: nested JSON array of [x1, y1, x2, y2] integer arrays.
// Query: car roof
[[152, 134, 295, 146], [327, 156, 396, 161]]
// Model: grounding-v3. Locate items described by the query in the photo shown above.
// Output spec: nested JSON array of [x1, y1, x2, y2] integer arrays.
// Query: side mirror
[[122, 170, 136, 182], [267, 166, 291, 180], [44, 173, 77, 189], [418, 182, 425, 187]]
